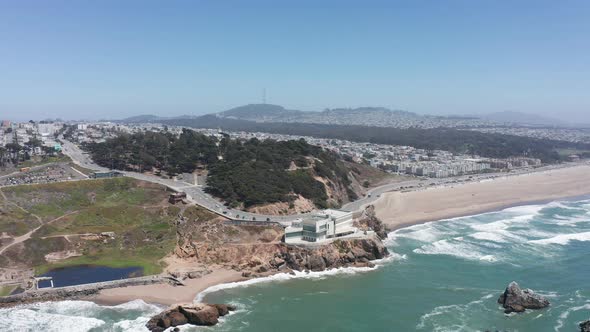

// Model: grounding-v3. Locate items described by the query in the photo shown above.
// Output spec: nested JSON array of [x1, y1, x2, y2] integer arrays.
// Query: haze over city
[[1, 0, 589, 122]]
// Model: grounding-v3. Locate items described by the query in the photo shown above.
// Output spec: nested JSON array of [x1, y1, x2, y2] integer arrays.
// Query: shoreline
[[373, 164, 590, 231], [87, 268, 245, 307], [386, 192, 590, 232]]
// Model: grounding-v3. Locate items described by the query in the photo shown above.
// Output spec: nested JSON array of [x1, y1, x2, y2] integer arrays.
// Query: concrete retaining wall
[[0, 275, 171, 308]]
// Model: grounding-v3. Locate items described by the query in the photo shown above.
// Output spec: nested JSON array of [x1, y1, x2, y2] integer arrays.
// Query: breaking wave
[[195, 253, 405, 303], [0, 299, 162, 331]]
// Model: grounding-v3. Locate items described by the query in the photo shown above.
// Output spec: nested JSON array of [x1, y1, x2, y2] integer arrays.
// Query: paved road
[[60, 139, 313, 224], [61, 138, 587, 224]]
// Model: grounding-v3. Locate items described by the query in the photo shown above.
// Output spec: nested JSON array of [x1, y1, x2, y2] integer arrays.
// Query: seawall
[[0, 275, 174, 308]]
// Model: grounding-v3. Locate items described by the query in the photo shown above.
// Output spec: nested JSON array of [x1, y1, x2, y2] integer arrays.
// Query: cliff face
[[175, 235, 389, 273], [174, 209, 389, 275], [355, 205, 388, 239], [277, 237, 389, 272]]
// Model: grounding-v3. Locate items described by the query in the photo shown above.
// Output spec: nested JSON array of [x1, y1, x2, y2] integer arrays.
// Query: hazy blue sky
[[0, 0, 589, 122]]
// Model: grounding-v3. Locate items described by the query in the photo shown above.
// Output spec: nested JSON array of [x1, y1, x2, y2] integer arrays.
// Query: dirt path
[[0, 206, 79, 255], [41, 232, 98, 242]]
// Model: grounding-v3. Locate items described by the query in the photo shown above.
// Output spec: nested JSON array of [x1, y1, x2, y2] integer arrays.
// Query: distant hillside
[[118, 114, 195, 123], [119, 114, 163, 123], [215, 104, 428, 126], [118, 103, 499, 129], [482, 111, 566, 126], [218, 104, 303, 121]]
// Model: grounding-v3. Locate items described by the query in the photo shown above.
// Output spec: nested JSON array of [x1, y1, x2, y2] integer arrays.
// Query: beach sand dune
[[374, 164, 590, 230]]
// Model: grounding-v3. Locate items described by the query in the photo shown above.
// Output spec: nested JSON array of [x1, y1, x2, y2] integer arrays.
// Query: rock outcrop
[[497, 281, 550, 313], [278, 237, 388, 272], [355, 205, 388, 239], [580, 320, 590, 332], [146, 303, 236, 332]]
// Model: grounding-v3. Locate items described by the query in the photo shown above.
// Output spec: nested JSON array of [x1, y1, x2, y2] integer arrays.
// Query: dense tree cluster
[[86, 130, 354, 208], [207, 138, 351, 208], [162, 115, 590, 163], [86, 129, 217, 174], [0, 136, 53, 167]]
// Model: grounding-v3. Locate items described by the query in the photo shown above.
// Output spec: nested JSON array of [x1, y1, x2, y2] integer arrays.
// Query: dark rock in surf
[[497, 281, 550, 314], [146, 303, 234, 332], [580, 320, 590, 332]]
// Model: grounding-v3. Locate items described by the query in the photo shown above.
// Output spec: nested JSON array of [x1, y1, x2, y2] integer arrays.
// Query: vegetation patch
[[0, 285, 16, 297], [0, 203, 38, 236], [86, 130, 359, 209], [0, 178, 197, 277]]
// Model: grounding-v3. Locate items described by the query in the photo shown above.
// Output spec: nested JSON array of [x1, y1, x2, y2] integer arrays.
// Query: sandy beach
[[90, 268, 243, 306], [374, 164, 590, 230]]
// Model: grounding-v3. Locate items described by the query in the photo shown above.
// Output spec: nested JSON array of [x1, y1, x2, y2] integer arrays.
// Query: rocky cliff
[[176, 233, 388, 274], [173, 208, 389, 276], [355, 205, 388, 239]]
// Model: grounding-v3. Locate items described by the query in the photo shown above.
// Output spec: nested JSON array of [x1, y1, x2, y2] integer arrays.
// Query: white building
[[284, 209, 359, 243]]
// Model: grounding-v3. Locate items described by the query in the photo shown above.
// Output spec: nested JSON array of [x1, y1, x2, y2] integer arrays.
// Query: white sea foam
[[0, 299, 162, 332], [551, 214, 590, 227], [391, 224, 448, 243], [413, 239, 497, 262], [417, 293, 495, 331], [112, 315, 153, 331], [0, 307, 106, 332], [503, 204, 545, 215], [470, 214, 535, 232], [470, 231, 508, 243], [529, 231, 590, 245], [194, 255, 402, 303], [554, 303, 590, 331]]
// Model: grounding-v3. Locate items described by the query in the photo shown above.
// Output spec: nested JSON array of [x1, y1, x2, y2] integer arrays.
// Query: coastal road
[[60, 138, 311, 224], [61, 138, 585, 224]]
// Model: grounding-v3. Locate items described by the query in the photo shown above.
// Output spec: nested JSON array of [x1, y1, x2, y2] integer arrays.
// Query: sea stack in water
[[580, 320, 590, 332], [146, 303, 235, 332], [497, 281, 550, 313]]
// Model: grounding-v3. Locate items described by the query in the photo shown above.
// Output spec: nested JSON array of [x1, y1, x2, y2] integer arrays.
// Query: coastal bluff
[[176, 235, 389, 274], [174, 204, 390, 276]]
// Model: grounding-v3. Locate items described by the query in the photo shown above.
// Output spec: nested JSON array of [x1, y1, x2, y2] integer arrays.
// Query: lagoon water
[[1, 199, 589, 331], [38, 265, 143, 288]]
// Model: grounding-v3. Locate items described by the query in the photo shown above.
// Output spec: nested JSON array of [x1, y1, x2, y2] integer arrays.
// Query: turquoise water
[[202, 199, 590, 332], [1, 199, 589, 331]]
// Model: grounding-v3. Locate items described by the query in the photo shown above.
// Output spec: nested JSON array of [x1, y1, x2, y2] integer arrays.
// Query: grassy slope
[[0, 285, 16, 296], [1, 178, 204, 276], [0, 202, 38, 236]]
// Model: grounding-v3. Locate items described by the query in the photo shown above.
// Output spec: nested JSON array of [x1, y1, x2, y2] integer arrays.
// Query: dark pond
[[38, 265, 143, 288]]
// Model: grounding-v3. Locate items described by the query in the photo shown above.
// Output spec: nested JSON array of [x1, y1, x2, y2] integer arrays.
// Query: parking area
[[0, 163, 87, 187]]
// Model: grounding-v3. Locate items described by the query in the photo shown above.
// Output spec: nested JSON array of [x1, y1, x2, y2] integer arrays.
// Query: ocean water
[[1, 199, 590, 331]]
